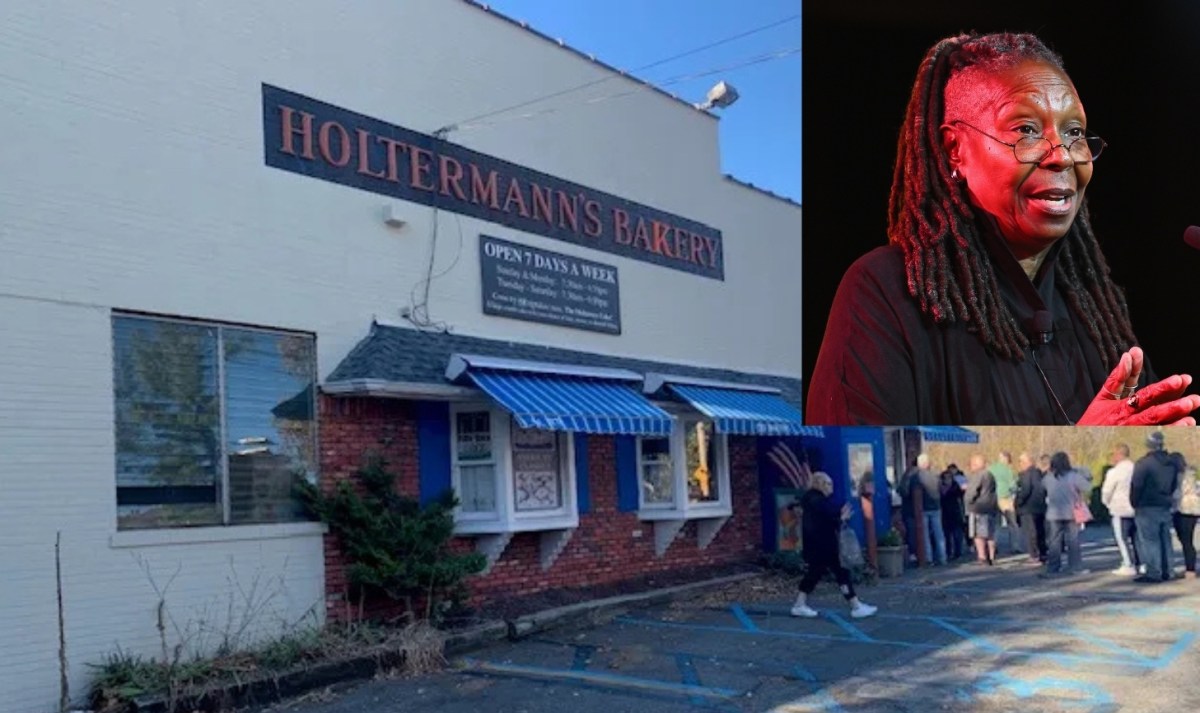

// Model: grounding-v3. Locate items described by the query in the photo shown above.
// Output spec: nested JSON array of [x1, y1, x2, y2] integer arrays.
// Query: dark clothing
[[805, 232, 1154, 425], [966, 469, 999, 514], [798, 489, 856, 600], [1131, 451, 1180, 510], [943, 507, 966, 559], [917, 469, 941, 511], [1022, 512, 1048, 561], [897, 468, 919, 517], [800, 489, 842, 567], [1175, 514, 1198, 573], [1015, 466, 1048, 515], [798, 559, 856, 600]]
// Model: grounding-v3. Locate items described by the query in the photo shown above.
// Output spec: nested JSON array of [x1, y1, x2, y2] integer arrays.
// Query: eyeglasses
[[950, 120, 1106, 164]]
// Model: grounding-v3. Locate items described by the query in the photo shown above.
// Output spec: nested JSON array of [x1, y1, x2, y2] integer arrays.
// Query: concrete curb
[[504, 571, 763, 640], [116, 571, 762, 712]]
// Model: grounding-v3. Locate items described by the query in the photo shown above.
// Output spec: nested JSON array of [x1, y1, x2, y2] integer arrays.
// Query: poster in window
[[847, 443, 874, 499], [512, 425, 562, 511]]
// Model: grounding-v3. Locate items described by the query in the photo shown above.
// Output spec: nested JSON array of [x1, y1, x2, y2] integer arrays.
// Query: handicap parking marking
[[615, 601, 1197, 672], [969, 672, 1119, 712]]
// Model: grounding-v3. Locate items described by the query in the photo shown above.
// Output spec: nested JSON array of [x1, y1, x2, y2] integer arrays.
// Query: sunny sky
[[478, 0, 802, 202]]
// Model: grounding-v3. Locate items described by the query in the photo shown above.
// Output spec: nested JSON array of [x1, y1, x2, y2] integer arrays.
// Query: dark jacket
[[897, 467, 919, 517], [1015, 466, 1048, 515], [917, 468, 941, 511], [1131, 451, 1180, 510], [940, 473, 964, 521], [966, 468, 999, 514], [800, 489, 842, 566]]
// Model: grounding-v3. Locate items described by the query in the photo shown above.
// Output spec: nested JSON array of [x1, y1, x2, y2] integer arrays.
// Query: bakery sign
[[262, 84, 724, 280]]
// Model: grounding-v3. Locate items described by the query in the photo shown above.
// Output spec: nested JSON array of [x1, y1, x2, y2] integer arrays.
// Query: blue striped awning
[[466, 370, 673, 435], [916, 426, 980, 444], [667, 384, 809, 437]]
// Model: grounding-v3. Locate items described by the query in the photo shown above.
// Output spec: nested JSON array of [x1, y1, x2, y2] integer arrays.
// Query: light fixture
[[382, 202, 406, 228], [695, 81, 740, 111]]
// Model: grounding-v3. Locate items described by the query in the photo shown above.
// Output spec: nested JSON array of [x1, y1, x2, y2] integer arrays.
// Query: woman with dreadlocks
[[806, 32, 1200, 425]]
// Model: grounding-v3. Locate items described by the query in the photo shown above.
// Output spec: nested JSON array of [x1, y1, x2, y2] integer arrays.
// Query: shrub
[[296, 454, 487, 623]]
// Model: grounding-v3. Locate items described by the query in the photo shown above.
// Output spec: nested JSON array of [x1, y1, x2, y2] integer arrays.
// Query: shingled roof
[[326, 322, 802, 408]]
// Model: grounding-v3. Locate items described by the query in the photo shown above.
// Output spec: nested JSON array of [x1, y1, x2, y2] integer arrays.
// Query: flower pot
[[877, 545, 905, 578]]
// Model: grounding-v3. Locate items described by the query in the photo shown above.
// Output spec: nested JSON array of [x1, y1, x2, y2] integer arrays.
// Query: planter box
[[877, 546, 905, 578]]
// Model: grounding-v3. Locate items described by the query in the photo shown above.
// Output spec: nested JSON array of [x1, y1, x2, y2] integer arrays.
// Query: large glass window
[[113, 315, 317, 530]]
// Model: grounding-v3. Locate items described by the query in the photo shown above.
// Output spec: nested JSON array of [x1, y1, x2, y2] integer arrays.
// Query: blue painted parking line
[[823, 611, 872, 642], [926, 616, 1003, 654], [730, 603, 760, 632], [614, 606, 1193, 671]]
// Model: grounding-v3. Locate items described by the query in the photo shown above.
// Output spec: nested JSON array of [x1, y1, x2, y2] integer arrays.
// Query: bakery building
[[0, 1, 801, 710]]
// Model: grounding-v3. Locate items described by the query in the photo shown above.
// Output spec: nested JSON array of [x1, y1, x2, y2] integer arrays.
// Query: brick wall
[[319, 395, 420, 623], [319, 396, 762, 621]]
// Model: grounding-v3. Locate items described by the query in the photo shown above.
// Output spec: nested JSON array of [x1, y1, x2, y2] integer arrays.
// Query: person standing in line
[[1101, 444, 1139, 576], [1042, 452, 1090, 577], [1174, 461, 1200, 580], [897, 458, 920, 563], [916, 454, 947, 565], [966, 454, 1000, 565], [790, 473, 878, 619], [941, 464, 967, 560], [991, 452, 1023, 554], [1131, 432, 1180, 584], [1015, 452, 1048, 564]]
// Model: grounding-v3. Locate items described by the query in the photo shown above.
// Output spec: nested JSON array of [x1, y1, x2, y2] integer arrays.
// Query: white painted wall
[[0, 1, 801, 709]]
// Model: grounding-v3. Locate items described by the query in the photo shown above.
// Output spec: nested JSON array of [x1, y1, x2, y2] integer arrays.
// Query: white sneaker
[[790, 604, 819, 618], [1139, 564, 1148, 575], [850, 602, 878, 619], [1112, 566, 1137, 576]]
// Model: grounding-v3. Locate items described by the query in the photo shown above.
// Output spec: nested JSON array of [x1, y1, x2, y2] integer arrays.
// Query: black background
[[802, 0, 1200, 402]]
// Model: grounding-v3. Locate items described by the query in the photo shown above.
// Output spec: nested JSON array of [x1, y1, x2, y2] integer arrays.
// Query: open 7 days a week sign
[[262, 84, 724, 280], [480, 235, 621, 335]]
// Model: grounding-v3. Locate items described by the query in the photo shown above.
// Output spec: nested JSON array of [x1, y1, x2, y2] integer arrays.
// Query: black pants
[[799, 559, 856, 600], [943, 509, 965, 559], [1021, 512, 1047, 561], [1174, 513, 1198, 572]]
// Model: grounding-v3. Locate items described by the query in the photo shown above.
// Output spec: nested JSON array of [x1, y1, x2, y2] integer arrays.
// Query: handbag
[[839, 525, 865, 569], [1072, 497, 1093, 525]]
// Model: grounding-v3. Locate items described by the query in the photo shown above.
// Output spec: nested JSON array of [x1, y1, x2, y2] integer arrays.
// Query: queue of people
[[788, 433, 1200, 621], [889, 435, 1200, 581]]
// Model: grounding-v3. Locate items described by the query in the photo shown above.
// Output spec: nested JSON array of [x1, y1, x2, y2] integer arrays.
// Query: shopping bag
[[839, 525, 865, 569]]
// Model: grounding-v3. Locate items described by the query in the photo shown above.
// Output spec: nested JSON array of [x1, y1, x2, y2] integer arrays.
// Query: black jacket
[[805, 234, 1155, 425], [1131, 451, 1179, 510], [966, 469, 999, 514], [1015, 466, 1048, 515], [800, 489, 842, 566]]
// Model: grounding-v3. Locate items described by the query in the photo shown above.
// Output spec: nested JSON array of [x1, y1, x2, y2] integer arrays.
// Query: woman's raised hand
[[1078, 347, 1200, 425]]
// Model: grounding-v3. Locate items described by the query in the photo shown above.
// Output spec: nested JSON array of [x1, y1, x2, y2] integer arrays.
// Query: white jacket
[[1101, 459, 1135, 518]]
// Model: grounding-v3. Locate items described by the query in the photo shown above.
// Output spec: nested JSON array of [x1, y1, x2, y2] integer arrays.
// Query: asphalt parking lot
[[261, 531, 1200, 712]]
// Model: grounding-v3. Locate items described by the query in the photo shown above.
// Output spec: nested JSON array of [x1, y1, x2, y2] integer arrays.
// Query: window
[[448, 404, 577, 533], [637, 418, 730, 517], [685, 420, 720, 505], [638, 437, 674, 508], [453, 411, 498, 514], [113, 314, 317, 530]]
